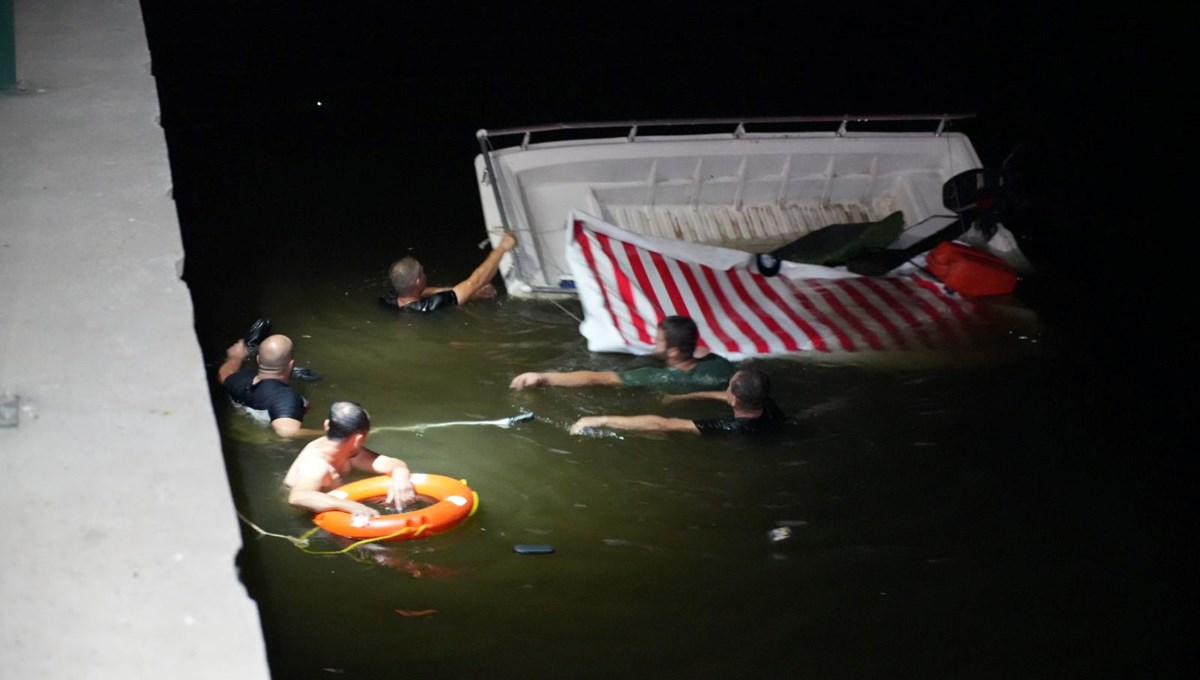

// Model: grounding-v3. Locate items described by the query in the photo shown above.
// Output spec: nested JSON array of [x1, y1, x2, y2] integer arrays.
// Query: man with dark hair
[[382, 232, 517, 312], [657, 315, 699, 357], [567, 367, 783, 436], [510, 315, 737, 392], [284, 401, 415, 514], [218, 334, 321, 438]]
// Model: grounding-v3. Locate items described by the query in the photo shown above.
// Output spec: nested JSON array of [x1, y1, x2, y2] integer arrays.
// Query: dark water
[[141, 3, 1183, 678], [218, 303, 1179, 679]]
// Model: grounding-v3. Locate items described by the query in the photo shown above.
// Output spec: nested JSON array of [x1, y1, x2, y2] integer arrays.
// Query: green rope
[[237, 511, 414, 554], [237, 511, 314, 548]]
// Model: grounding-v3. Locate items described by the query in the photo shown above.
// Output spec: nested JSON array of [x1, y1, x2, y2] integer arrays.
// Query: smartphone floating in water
[[513, 544, 555, 555]]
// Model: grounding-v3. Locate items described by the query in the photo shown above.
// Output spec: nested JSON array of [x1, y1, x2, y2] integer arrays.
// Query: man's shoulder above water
[[694, 397, 784, 436], [618, 353, 737, 389], [693, 353, 736, 373], [221, 369, 260, 398], [221, 370, 305, 421], [380, 290, 458, 313]]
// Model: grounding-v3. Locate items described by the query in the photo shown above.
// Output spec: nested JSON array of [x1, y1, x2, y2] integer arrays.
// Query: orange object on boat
[[313, 473, 479, 541], [925, 241, 1018, 296]]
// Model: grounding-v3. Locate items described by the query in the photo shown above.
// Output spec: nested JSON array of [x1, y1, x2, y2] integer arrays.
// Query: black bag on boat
[[765, 210, 905, 267]]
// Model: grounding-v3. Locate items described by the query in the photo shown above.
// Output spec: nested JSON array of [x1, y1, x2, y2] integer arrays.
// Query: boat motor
[[942, 167, 1012, 241], [840, 166, 1018, 276], [759, 166, 1017, 277]]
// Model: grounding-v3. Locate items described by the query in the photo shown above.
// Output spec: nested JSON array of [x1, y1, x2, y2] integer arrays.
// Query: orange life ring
[[313, 473, 479, 541]]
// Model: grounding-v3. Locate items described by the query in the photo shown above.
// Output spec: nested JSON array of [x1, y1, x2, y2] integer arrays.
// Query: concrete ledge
[[1, 1, 269, 677]]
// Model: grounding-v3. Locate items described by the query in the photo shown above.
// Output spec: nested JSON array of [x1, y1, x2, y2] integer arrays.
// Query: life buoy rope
[[313, 473, 478, 541]]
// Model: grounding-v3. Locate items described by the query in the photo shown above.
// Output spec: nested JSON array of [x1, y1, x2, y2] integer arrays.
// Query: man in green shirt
[[509, 316, 736, 392]]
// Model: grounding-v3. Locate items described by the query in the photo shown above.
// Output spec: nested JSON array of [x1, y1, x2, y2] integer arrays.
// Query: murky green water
[[167, 118, 1178, 680], [201, 252, 1167, 678]]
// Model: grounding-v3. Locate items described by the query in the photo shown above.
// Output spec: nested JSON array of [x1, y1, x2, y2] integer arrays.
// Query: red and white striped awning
[[566, 211, 998, 360]]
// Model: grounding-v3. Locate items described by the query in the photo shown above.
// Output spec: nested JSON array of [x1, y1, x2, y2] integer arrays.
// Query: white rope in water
[[372, 412, 534, 434], [550, 298, 583, 323]]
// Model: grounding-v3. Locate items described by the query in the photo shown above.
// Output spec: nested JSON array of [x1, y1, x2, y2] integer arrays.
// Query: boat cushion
[[770, 210, 905, 266]]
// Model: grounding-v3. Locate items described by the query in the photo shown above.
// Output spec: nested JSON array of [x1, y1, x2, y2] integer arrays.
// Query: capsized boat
[[474, 116, 1037, 359]]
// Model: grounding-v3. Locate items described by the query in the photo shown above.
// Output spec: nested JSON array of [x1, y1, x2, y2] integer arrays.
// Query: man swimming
[[382, 232, 517, 312], [218, 334, 321, 439], [509, 315, 736, 392], [568, 366, 782, 436]]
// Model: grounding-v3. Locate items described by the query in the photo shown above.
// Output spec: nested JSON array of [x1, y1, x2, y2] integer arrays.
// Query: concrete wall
[[0, 1, 270, 676]]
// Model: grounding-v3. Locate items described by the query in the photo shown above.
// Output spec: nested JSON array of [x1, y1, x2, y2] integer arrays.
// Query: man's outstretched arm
[[453, 232, 517, 304], [569, 414, 700, 435], [661, 390, 728, 405], [510, 370, 623, 389], [349, 449, 415, 510], [217, 340, 249, 384]]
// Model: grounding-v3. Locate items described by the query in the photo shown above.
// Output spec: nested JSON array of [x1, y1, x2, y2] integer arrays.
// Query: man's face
[[725, 371, 742, 404], [651, 329, 668, 359]]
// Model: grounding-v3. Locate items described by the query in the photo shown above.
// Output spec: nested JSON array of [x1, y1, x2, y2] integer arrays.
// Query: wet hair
[[730, 366, 771, 410], [388, 257, 424, 297], [659, 315, 698, 357], [327, 401, 371, 441]]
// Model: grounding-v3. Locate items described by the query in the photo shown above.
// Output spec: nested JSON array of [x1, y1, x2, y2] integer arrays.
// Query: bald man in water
[[218, 334, 321, 438]]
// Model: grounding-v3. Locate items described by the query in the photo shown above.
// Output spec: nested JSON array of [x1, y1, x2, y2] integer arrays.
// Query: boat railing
[[476, 113, 974, 153]]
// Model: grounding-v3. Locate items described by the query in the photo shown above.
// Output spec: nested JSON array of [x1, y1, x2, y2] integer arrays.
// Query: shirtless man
[[284, 401, 415, 515], [382, 232, 518, 312]]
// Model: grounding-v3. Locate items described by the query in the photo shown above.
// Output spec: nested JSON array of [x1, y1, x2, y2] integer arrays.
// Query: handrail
[[477, 113, 974, 147]]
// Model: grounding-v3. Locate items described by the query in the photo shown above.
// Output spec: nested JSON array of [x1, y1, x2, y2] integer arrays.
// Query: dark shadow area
[[140, 1, 1163, 343]]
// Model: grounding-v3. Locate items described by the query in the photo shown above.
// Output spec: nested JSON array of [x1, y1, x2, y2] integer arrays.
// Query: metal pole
[[477, 129, 538, 287], [476, 130, 512, 234], [1, 0, 16, 91]]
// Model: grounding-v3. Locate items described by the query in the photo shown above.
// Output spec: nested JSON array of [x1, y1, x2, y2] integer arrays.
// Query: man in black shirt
[[218, 334, 321, 438], [568, 366, 782, 437], [382, 232, 517, 312]]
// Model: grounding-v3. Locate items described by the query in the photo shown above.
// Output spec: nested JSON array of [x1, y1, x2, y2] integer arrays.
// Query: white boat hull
[[475, 118, 992, 299]]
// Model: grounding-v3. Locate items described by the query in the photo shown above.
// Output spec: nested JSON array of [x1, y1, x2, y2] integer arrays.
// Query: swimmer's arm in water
[[510, 370, 622, 389], [217, 340, 249, 384], [421, 284, 496, 299], [351, 448, 415, 510], [453, 232, 517, 304], [569, 414, 700, 435], [661, 390, 728, 405], [286, 458, 378, 516]]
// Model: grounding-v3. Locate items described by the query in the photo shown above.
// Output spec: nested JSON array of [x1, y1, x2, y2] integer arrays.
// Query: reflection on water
[[211, 261, 1153, 678]]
